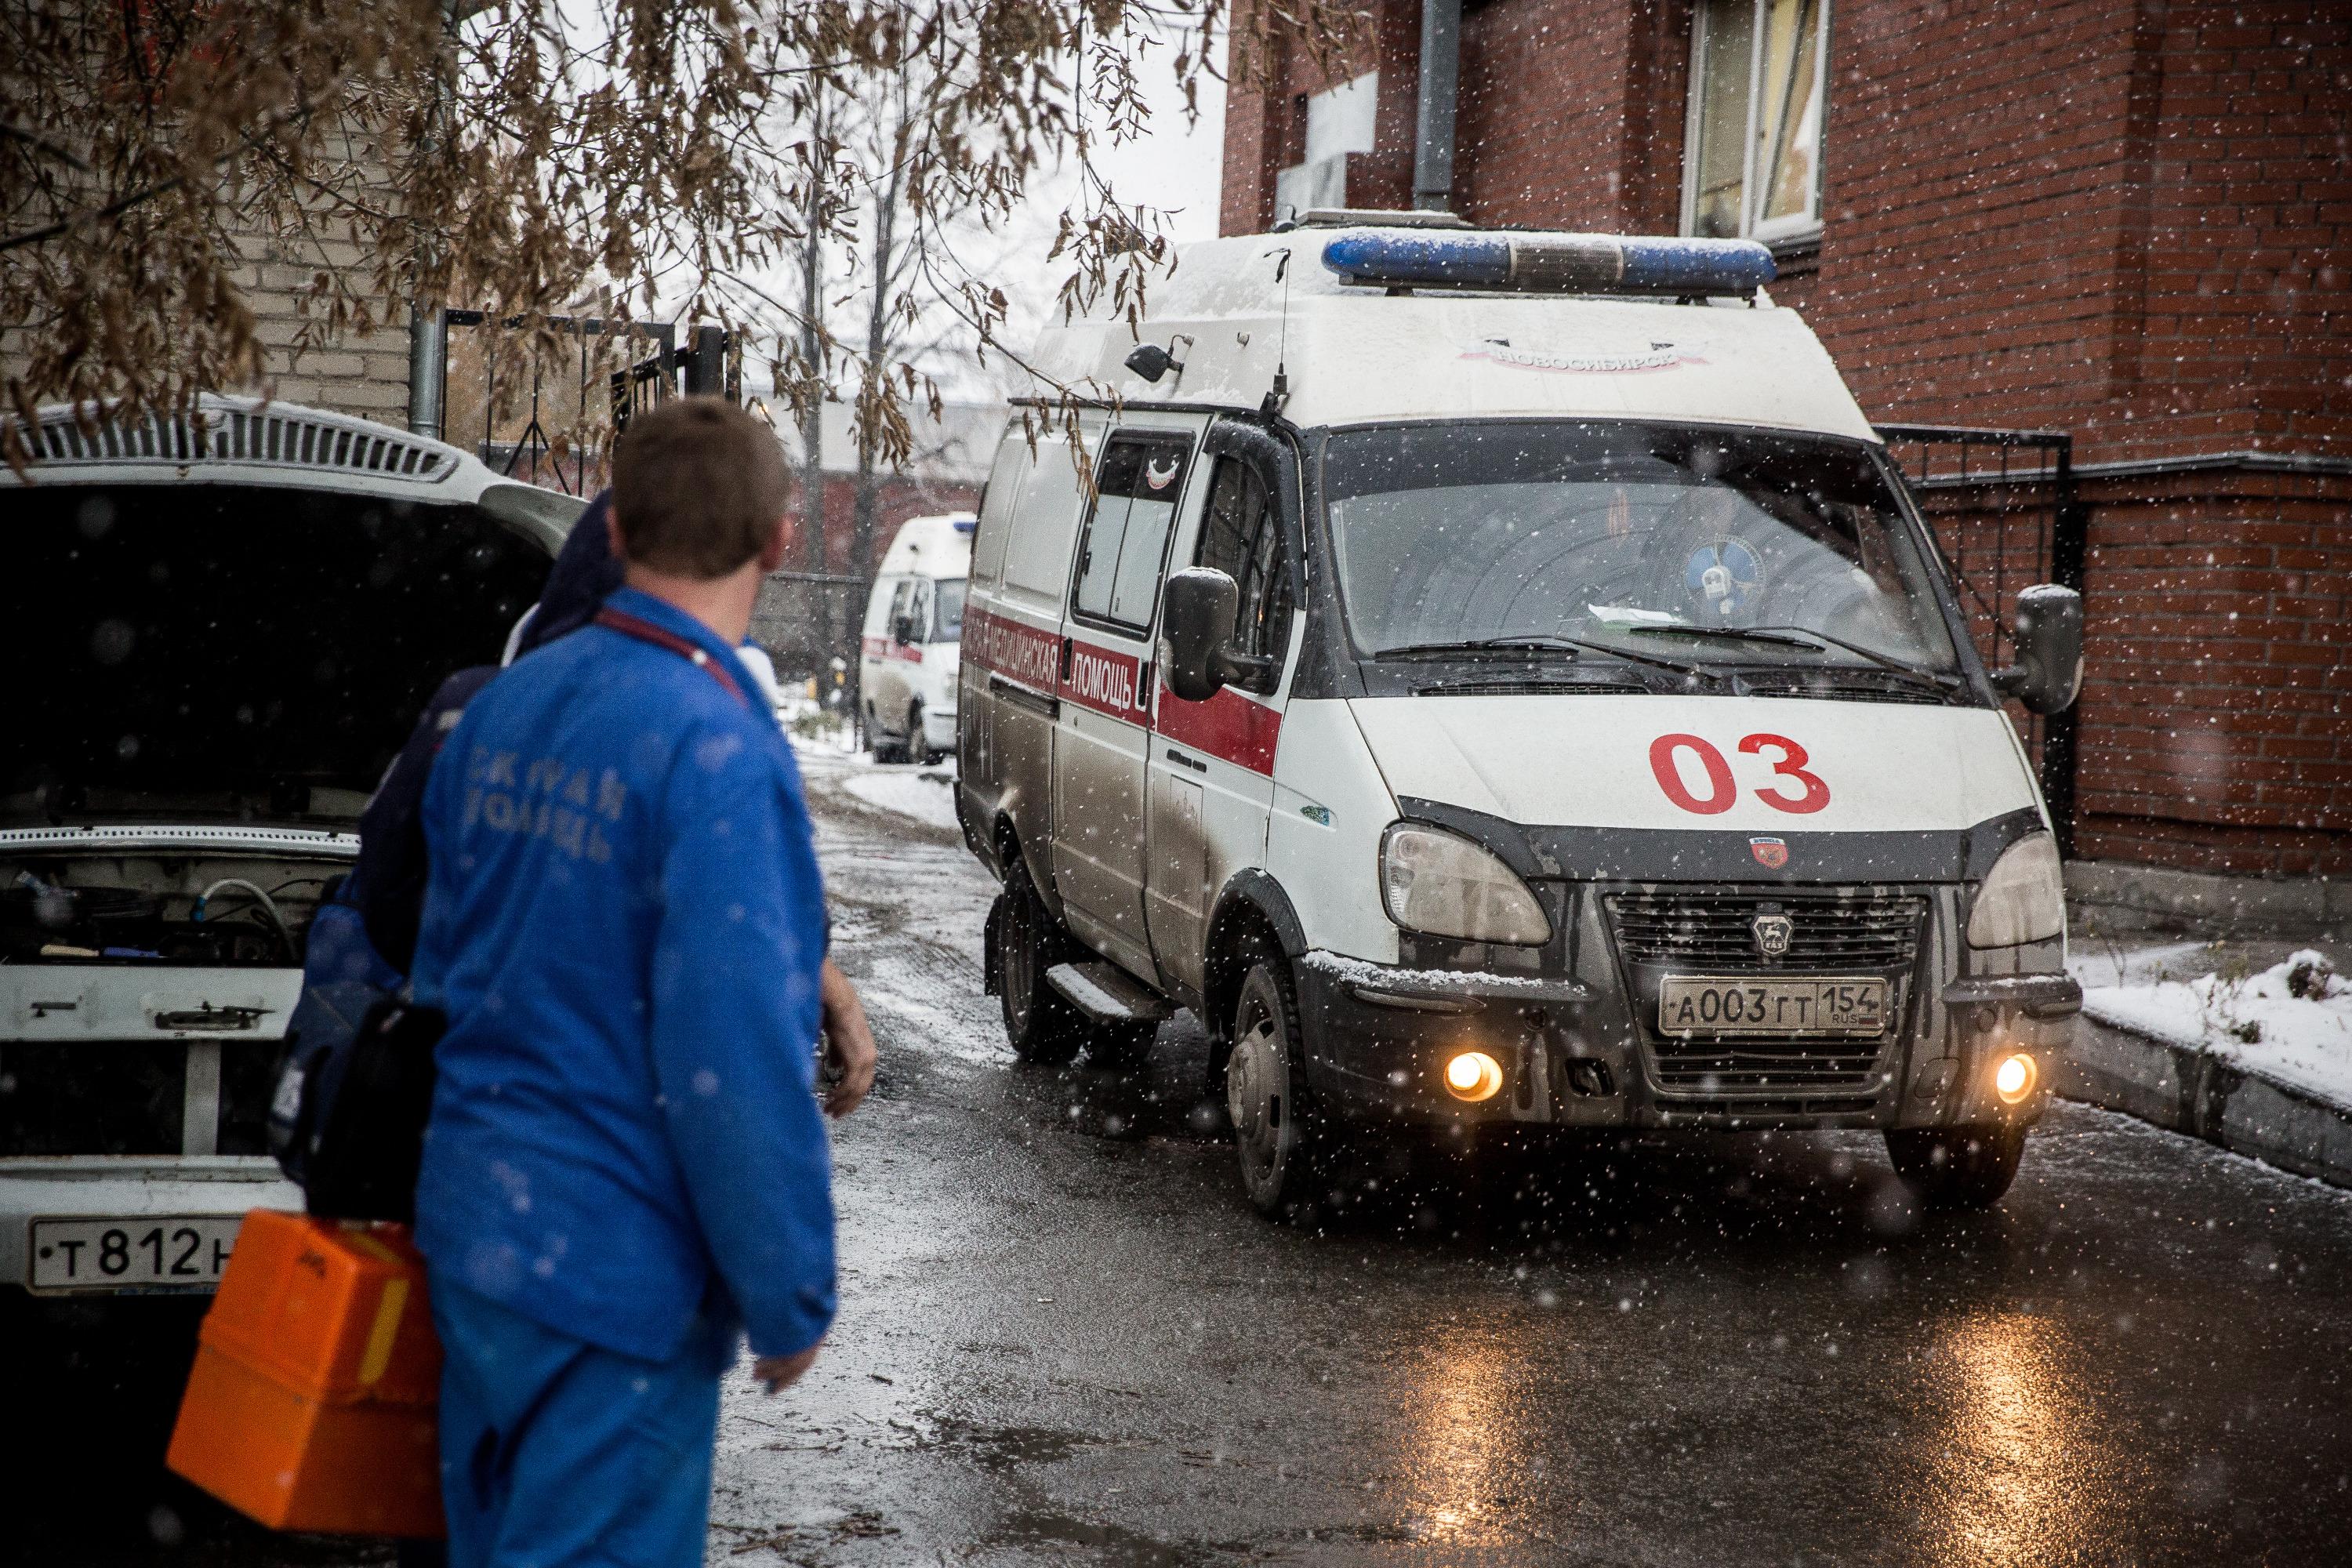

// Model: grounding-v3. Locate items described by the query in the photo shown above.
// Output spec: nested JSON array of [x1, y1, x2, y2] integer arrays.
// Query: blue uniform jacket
[[410, 587, 835, 1363]]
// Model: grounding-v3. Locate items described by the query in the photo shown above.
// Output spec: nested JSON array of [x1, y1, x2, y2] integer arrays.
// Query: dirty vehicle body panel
[[958, 223, 2078, 1193], [1, 397, 575, 1294]]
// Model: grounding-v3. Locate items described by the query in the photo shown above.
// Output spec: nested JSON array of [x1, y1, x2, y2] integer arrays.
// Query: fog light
[[1443, 1051, 1504, 1103], [1994, 1051, 2038, 1105]]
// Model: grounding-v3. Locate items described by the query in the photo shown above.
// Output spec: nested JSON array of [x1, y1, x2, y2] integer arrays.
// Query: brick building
[[1221, 0, 2350, 909]]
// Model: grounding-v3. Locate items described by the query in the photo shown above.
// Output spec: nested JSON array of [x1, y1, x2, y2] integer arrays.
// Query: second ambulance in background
[[859, 512, 975, 763]]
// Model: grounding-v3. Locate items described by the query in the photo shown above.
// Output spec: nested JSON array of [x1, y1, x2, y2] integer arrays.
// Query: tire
[[909, 702, 941, 766], [1225, 935, 1334, 1219], [869, 702, 909, 764], [1886, 1123, 2027, 1210], [996, 856, 1085, 1064]]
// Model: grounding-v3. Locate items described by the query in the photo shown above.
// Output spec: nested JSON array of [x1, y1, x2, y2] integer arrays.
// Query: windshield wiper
[[1372, 634, 1724, 683], [1746, 625, 1967, 690], [1625, 622, 1964, 693], [1626, 625, 1827, 652]]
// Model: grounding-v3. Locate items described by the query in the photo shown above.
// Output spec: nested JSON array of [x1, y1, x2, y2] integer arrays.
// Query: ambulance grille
[[1606, 891, 1926, 971]]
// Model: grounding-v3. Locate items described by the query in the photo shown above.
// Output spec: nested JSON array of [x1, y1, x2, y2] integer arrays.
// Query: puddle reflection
[[1915, 1308, 2141, 1566]]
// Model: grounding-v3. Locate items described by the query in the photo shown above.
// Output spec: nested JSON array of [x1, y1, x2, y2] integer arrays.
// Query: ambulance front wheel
[[1227, 939, 1334, 1221], [1886, 1123, 2027, 1210], [909, 701, 943, 765], [869, 702, 909, 764], [996, 857, 1086, 1065]]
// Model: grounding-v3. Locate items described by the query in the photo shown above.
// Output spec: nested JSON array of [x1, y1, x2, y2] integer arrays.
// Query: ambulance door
[[1050, 419, 1207, 977], [965, 416, 1102, 872], [1147, 423, 1302, 996]]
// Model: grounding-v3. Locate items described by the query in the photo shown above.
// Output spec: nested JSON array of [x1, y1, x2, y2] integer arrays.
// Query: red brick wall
[[2070, 470, 2351, 876], [1220, 0, 2352, 880]]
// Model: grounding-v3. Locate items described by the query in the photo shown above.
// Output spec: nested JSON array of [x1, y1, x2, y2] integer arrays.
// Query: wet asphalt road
[[17, 753, 2352, 1566]]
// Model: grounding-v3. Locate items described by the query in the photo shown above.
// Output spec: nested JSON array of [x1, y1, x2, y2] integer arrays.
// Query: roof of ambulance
[[1025, 227, 1879, 444], [878, 512, 976, 576]]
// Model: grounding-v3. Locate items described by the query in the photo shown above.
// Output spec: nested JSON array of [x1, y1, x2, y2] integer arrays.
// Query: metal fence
[[750, 569, 873, 731], [439, 314, 737, 495], [1879, 423, 2087, 856]]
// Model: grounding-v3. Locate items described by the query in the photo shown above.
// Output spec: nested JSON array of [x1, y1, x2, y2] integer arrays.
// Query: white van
[[1, 397, 575, 1297], [860, 512, 975, 763], [957, 215, 2084, 1220]]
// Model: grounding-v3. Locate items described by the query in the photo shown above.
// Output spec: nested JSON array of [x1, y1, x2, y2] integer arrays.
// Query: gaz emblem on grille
[[1751, 913, 1795, 958]]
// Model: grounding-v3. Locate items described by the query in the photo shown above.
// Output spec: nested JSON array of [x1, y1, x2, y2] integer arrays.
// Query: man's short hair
[[611, 397, 789, 578]]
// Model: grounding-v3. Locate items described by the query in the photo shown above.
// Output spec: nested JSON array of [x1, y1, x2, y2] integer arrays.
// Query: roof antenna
[[1261, 247, 1292, 419]]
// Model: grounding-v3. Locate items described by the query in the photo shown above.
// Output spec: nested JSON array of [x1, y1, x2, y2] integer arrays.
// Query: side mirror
[[892, 614, 918, 647], [1160, 568, 1273, 702], [1991, 584, 2083, 715]]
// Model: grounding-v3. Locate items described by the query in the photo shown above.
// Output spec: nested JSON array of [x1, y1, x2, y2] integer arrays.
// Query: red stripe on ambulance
[[1156, 681, 1281, 775]]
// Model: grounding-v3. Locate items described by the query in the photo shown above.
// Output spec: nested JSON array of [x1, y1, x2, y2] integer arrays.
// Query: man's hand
[[818, 958, 877, 1118], [753, 1343, 820, 1393]]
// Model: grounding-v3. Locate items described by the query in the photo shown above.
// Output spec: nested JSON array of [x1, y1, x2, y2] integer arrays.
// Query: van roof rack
[[1287, 208, 1478, 231]]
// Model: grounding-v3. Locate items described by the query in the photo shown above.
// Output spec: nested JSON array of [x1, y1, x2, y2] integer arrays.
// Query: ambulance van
[[859, 511, 975, 763], [957, 215, 2084, 1219]]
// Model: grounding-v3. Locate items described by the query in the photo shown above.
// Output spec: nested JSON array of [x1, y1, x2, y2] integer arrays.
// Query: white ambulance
[[956, 215, 2083, 1220], [859, 512, 975, 764]]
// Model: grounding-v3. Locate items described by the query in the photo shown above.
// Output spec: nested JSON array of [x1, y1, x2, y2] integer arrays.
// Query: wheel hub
[[1228, 1014, 1286, 1183]]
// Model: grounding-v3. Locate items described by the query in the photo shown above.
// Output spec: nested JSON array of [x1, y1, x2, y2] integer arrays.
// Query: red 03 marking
[[1648, 732, 1831, 816]]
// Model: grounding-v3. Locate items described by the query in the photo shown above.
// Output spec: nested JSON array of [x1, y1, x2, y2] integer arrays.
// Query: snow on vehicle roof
[[1026, 225, 1878, 443], [879, 512, 977, 577]]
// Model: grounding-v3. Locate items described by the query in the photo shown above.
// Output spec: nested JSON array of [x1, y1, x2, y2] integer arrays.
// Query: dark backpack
[[289, 997, 446, 1224]]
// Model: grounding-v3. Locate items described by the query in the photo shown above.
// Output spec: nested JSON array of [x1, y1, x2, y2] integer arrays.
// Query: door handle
[[1164, 747, 1208, 774]]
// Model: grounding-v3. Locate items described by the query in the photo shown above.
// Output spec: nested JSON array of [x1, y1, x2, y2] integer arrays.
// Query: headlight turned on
[[1994, 1051, 2038, 1105], [1444, 1051, 1505, 1102], [1966, 832, 2066, 947], [1380, 824, 1552, 946]]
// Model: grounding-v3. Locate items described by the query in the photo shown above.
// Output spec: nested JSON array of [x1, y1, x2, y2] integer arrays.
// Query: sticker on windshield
[[1684, 537, 1763, 619]]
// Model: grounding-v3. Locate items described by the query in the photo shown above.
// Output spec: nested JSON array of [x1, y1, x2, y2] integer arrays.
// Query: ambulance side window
[[1197, 457, 1294, 682], [887, 579, 918, 642], [1072, 434, 1193, 634]]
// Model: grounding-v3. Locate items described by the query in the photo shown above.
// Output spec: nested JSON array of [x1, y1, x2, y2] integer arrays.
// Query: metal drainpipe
[[408, 303, 445, 441], [1413, 0, 1461, 212]]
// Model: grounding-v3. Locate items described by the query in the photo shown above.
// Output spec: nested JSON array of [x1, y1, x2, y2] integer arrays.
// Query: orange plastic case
[[166, 1210, 445, 1537]]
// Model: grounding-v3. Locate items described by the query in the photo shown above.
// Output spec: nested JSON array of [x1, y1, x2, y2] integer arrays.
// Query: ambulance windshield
[[1324, 421, 1964, 680]]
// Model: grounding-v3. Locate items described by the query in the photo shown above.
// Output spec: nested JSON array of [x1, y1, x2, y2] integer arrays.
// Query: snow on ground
[[839, 767, 960, 833], [2078, 949, 2352, 1110]]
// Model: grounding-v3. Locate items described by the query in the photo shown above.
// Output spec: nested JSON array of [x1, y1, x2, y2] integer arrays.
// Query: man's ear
[[757, 513, 792, 573], [605, 505, 627, 561]]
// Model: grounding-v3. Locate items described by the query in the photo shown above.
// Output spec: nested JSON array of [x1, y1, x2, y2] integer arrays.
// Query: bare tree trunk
[[796, 102, 832, 670], [851, 175, 898, 591]]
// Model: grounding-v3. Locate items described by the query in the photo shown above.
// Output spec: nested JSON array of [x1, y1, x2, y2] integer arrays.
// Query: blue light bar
[[1319, 231, 1775, 296], [953, 516, 977, 533]]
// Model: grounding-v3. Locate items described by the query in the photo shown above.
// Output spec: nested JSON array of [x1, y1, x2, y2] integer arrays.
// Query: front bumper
[[0, 1156, 298, 1294], [1294, 948, 2078, 1133]]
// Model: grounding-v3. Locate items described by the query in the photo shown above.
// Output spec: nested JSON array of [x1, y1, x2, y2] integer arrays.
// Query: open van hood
[[1347, 695, 2040, 836], [3, 479, 559, 830]]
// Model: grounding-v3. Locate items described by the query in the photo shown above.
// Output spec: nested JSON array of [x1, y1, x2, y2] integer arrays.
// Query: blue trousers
[[429, 1274, 736, 1568]]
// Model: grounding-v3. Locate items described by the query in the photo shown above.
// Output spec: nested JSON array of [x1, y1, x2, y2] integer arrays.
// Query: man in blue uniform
[[409, 397, 871, 1566]]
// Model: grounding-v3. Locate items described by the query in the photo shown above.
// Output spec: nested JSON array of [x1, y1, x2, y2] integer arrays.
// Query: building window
[[1274, 71, 1378, 221], [1683, 0, 1828, 245]]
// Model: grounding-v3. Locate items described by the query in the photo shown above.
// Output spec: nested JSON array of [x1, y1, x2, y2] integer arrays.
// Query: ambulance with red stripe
[[958, 213, 2084, 1219]]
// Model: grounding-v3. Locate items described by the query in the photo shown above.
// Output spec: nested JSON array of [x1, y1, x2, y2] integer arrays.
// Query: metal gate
[[1878, 424, 2086, 856], [439, 314, 737, 495]]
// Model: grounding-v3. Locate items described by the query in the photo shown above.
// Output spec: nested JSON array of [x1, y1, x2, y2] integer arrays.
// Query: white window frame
[[1680, 0, 1831, 247]]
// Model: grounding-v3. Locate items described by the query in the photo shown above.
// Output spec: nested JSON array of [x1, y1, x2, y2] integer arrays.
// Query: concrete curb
[[2053, 1014, 2352, 1189]]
